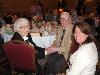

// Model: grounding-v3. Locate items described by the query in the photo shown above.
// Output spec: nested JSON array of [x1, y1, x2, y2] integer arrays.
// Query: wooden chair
[[2, 40, 36, 75]]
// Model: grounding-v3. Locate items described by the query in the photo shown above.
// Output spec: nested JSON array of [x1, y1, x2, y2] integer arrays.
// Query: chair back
[[2, 40, 36, 72]]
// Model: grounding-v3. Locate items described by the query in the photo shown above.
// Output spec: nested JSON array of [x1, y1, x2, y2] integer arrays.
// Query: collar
[[23, 36, 28, 41]]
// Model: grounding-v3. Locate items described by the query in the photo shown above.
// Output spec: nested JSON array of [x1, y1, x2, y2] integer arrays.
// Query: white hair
[[60, 12, 72, 24], [60, 12, 70, 19], [13, 18, 29, 32]]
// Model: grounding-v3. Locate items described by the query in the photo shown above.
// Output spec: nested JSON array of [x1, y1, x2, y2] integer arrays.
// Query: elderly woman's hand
[[45, 46, 58, 54]]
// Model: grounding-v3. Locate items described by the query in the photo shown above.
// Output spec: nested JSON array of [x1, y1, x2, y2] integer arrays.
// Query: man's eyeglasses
[[59, 18, 67, 21], [19, 26, 30, 29]]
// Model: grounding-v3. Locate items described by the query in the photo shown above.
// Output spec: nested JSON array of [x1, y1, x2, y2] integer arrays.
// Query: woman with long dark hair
[[66, 22, 98, 75]]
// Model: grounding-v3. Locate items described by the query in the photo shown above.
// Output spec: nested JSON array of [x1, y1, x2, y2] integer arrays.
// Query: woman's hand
[[45, 46, 58, 54]]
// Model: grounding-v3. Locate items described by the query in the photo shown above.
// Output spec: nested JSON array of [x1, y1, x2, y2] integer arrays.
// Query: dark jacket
[[11, 32, 45, 59], [11, 32, 44, 75]]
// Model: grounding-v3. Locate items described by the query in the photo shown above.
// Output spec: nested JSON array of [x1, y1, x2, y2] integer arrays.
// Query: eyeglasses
[[19, 26, 30, 29], [59, 18, 67, 21]]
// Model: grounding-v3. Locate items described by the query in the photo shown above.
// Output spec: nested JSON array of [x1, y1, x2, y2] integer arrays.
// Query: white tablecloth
[[2, 33, 56, 48], [32, 35, 56, 48]]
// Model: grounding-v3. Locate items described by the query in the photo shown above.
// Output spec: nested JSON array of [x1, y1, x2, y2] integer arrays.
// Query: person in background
[[1, 15, 14, 35], [31, 1, 43, 17], [0, 21, 11, 75], [84, 12, 95, 35], [11, 18, 44, 75], [0, 15, 6, 26], [66, 22, 98, 75], [45, 12, 73, 75], [52, 8, 59, 23], [57, 0, 68, 12], [0, 21, 4, 45], [12, 12, 20, 24], [46, 12, 73, 60], [44, 8, 52, 22], [70, 8, 78, 24]]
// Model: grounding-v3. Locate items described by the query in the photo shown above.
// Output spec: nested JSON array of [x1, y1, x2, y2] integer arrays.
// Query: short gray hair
[[13, 18, 29, 32], [60, 12, 72, 24]]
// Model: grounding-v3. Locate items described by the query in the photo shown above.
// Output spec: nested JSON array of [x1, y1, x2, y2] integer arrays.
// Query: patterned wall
[[0, 0, 33, 16], [0, 0, 99, 16]]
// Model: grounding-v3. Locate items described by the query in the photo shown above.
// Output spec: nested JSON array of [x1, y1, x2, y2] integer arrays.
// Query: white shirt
[[67, 42, 98, 75], [23, 36, 28, 41]]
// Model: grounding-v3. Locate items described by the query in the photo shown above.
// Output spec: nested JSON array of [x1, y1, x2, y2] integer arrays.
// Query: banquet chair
[[0, 45, 12, 75], [2, 40, 36, 75]]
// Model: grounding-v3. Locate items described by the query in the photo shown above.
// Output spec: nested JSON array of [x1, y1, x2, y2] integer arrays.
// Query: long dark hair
[[69, 22, 96, 55], [75, 22, 96, 44]]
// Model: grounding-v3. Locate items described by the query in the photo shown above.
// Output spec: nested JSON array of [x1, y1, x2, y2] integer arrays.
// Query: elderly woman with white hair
[[12, 18, 30, 40], [11, 18, 44, 75]]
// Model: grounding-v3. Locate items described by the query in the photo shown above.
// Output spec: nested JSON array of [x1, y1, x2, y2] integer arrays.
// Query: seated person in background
[[0, 25, 4, 48], [45, 12, 74, 74], [44, 9, 52, 22], [0, 21, 4, 45], [66, 22, 98, 75], [57, 0, 68, 12], [0, 21, 11, 75], [4, 23, 14, 35], [31, 23, 41, 33], [51, 8, 59, 23], [0, 15, 6, 26], [12, 12, 20, 24], [46, 12, 73, 60], [2, 16, 14, 35], [11, 18, 44, 75], [84, 12, 95, 35]]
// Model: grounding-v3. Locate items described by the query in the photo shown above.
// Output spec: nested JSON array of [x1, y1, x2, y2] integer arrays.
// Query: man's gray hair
[[13, 18, 29, 32], [60, 12, 72, 24]]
